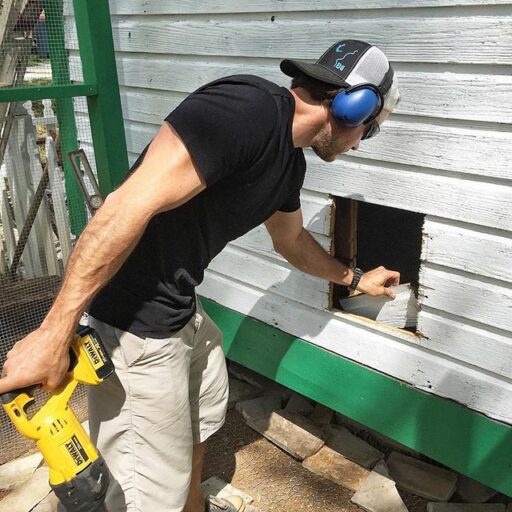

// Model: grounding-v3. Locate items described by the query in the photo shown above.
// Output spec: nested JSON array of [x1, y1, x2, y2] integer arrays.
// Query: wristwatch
[[348, 267, 364, 292]]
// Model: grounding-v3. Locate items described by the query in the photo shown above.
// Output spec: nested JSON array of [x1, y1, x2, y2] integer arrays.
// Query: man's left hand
[[357, 266, 400, 299]]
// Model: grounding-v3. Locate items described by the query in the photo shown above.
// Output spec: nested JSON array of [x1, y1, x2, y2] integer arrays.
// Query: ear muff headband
[[331, 83, 383, 127]]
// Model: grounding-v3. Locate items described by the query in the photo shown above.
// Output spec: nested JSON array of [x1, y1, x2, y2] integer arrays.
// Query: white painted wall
[[66, 1, 512, 423]]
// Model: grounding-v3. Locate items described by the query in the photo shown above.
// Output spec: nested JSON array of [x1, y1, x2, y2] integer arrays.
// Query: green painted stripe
[[201, 297, 512, 496], [0, 84, 97, 103]]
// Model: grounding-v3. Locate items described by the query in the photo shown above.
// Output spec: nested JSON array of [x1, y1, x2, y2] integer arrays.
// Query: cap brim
[[280, 59, 348, 87]]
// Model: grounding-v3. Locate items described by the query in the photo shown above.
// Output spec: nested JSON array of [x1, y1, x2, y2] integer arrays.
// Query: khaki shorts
[[84, 302, 229, 512]]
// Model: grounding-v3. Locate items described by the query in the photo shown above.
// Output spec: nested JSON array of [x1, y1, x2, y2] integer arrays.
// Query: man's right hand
[[0, 328, 72, 395]]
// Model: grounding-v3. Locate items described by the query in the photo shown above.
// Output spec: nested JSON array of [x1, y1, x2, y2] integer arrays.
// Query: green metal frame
[[1, 0, 127, 234], [201, 298, 512, 497]]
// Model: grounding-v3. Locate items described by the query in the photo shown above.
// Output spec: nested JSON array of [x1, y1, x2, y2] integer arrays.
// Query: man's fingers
[[0, 375, 15, 396], [383, 287, 396, 299]]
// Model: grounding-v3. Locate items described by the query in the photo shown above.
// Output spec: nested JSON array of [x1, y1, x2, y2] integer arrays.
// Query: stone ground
[[203, 408, 429, 512]]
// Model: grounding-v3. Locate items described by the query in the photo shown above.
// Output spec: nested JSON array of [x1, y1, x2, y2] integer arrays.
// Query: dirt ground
[[203, 409, 428, 512]]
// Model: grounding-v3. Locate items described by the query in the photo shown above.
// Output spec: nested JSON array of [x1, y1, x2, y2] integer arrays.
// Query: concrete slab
[[309, 404, 334, 426], [325, 426, 384, 469], [351, 461, 409, 512], [0, 452, 43, 491], [228, 377, 263, 409], [284, 392, 315, 416], [0, 467, 51, 512], [241, 404, 325, 461], [388, 451, 457, 501], [31, 491, 59, 512], [456, 475, 497, 503], [303, 445, 370, 492], [427, 504, 505, 511]]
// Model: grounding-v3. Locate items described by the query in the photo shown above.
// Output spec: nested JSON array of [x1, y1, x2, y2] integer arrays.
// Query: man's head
[[281, 40, 400, 161]]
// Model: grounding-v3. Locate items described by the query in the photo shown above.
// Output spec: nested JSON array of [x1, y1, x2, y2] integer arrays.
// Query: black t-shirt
[[89, 75, 306, 338]]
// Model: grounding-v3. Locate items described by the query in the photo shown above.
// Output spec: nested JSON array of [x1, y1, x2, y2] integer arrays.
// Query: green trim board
[[44, 0, 87, 234], [0, 84, 97, 103], [201, 297, 512, 497], [73, 0, 129, 195]]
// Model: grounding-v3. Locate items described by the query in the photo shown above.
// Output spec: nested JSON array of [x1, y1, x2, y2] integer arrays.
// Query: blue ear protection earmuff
[[330, 83, 383, 127]]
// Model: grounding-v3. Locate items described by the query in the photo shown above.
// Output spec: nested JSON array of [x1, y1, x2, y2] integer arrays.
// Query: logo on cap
[[334, 59, 346, 71]]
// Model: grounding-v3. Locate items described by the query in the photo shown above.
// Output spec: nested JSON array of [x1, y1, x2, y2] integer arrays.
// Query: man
[[0, 40, 400, 512]]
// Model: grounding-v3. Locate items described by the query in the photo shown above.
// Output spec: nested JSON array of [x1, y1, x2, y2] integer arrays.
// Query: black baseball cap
[[280, 40, 394, 96]]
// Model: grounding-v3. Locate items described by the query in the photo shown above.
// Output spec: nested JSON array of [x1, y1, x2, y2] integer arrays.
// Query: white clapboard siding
[[64, 14, 512, 64], [69, 53, 512, 123], [305, 154, 512, 232], [86, 119, 512, 234], [198, 270, 512, 424], [422, 217, 512, 284], [208, 244, 329, 310], [83, 121, 512, 234], [353, 119, 512, 180], [113, 89, 512, 181], [417, 308, 512, 380], [102, 1, 512, 15], [233, 225, 331, 263], [419, 264, 512, 333]]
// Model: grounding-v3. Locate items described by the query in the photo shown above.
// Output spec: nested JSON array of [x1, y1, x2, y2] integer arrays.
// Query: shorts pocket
[[114, 328, 148, 368]]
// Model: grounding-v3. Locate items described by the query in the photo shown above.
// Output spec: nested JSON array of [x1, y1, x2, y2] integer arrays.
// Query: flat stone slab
[[351, 461, 409, 512], [32, 491, 59, 512], [0, 452, 43, 491], [309, 404, 334, 426], [237, 395, 282, 421], [202, 476, 254, 505], [0, 467, 51, 512], [456, 475, 497, 503], [388, 451, 457, 501], [303, 445, 370, 492], [244, 406, 325, 461], [325, 425, 384, 469], [427, 504, 505, 512], [228, 377, 263, 409], [284, 392, 315, 416]]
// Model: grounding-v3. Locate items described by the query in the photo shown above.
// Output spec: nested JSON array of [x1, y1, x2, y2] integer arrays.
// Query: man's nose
[[351, 141, 360, 151]]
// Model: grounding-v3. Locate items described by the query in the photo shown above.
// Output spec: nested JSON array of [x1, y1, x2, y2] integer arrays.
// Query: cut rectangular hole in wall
[[332, 197, 426, 332]]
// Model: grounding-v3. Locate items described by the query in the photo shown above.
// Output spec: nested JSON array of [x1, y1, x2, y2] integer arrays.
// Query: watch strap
[[348, 267, 364, 292]]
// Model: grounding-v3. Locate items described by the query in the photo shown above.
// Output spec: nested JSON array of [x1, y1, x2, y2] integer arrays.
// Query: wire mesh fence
[[0, 0, 95, 465]]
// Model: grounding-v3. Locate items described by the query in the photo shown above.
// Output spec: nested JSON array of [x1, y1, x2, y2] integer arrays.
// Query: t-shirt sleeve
[[165, 79, 277, 186], [278, 190, 301, 213]]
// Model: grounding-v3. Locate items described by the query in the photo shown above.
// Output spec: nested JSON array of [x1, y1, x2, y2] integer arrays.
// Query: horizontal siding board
[[69, 54, 512, 123], [65, 16, 512, 64], [113, 88, 512, 180], [232, 225, 331, 262], [355, 120, 512, 180], [304, 154, 512, 232], [79, 121, 512, 232], [104, 1, 512, 15], [208, 245, 329, 309], [419, 265, 512, 332], [114, 89, 512, 180], [198, 270, 512, 423], [418, 309, 512, 379], [422, 218, 512, 283]]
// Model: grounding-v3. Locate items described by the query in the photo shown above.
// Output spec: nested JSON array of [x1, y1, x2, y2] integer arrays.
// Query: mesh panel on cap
[[345, 46, 389, 87]]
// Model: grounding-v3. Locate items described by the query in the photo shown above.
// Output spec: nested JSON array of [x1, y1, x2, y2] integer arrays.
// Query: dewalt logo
[[65, 435, 89, 467], [84, 339, 101, 366]]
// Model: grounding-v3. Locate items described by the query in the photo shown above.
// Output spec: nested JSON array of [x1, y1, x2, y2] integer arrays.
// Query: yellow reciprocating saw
[[0, 326, 113, 512]]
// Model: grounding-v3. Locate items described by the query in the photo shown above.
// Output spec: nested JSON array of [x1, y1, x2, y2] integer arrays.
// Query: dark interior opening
[[332, 197, 425, 310]]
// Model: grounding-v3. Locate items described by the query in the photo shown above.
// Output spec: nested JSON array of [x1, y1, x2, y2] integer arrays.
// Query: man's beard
[[311, 127, 340, 162]]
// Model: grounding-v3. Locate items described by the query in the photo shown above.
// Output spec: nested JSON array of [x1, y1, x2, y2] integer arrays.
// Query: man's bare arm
[[265, 209, 400, 296], [0, 122, 205, 393]]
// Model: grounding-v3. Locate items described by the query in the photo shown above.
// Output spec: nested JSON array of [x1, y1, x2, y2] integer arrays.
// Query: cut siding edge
[[198, 270, 512, 424]]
